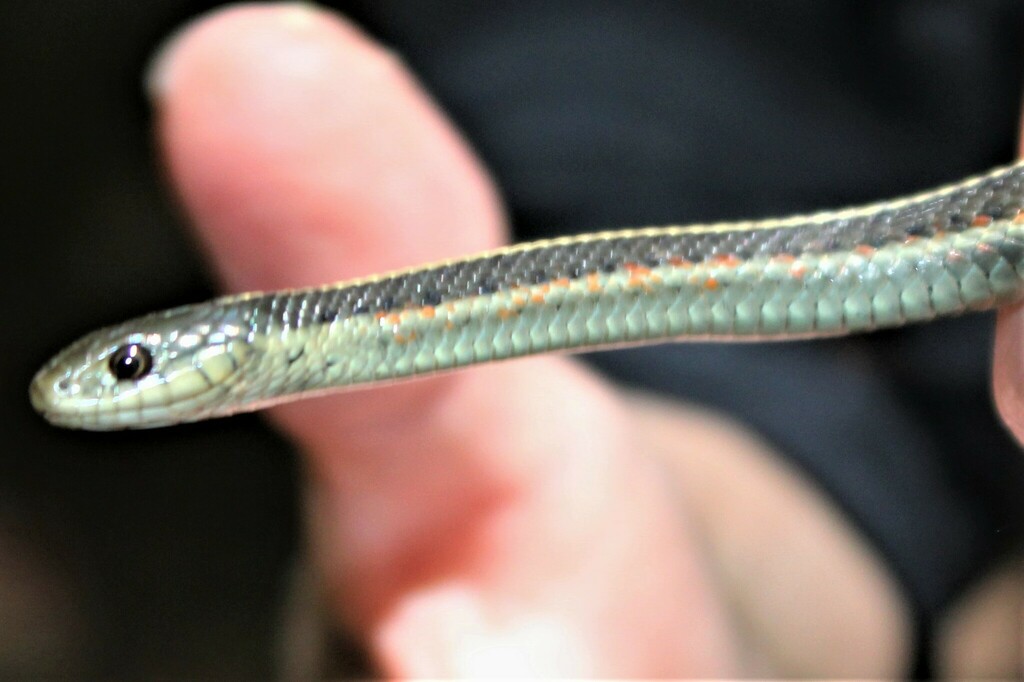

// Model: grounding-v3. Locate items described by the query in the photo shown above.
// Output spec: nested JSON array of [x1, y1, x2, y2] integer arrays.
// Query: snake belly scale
[[31, 161, 1024, 429]]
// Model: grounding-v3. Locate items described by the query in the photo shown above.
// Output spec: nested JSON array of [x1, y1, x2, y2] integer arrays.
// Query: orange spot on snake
[[971, 215, 993, 227], [790, 264, 807, 278], [497, 308, 518, 320], [531, 293, 546, 304], [669, 257, 693, 268], [1014, 210, 1024, 224], [625, 262, 659, 290], [854, 245, 876, 256], [704, 277, 719, 290], [444, 320, 455, 330], [772, 253, 796, 263], [553, 278, 571, 287], [624, 262, 651, 275], [512, 295, 527, 307], [421, 306, 436, 319], [713, 254, 742, 267], [587, 273, 601, 292]]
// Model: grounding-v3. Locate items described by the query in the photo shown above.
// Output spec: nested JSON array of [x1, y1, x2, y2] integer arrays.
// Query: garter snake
[[31, 161, 1024, 429]]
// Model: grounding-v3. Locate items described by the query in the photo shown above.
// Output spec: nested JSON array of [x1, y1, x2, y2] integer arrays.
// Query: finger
[[152, 2, 509, 436], [152, 5, 738, 675], [994, 300, 1024, 443], [151, 5, 505, 292], [993, 125, 1024, 445]]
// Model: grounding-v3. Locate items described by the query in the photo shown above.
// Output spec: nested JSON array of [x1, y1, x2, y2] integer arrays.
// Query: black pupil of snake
[[109, 344, 153, 381]]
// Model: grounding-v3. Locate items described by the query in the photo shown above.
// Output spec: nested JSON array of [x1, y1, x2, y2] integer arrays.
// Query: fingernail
[[144, 3, 323, 103], [144, 15, 196, 103]]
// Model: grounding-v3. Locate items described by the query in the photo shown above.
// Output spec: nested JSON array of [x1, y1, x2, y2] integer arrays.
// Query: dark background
[[3, 1, 1024, 677]]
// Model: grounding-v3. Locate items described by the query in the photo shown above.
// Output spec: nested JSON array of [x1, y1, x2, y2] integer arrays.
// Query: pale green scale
[[812, 257, 847, 332], [991, 226, 1024, 296], [686, 285, 714, 334], [931, 268, 963, 314], [622, 292, 648, 339], [509, 306, 534, 354], [449, 318, 475, 365], [428, 320, 454, 369], [733, 283, 767, 335], [759, 292, 791, 334], [786, 288, 818, 334], [469, 310, 497, 362], [843, 287, 874, 329], [662, 268, 692, 333], [709, 292, 739, 335], [564, 296, 591, 345], [733, 260, 771, 334], [584, 294, 610, 343], [871, 280, 904, 327]]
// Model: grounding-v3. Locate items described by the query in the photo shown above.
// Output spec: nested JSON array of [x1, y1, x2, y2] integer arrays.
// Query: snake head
[[30, 303, 256, 430]]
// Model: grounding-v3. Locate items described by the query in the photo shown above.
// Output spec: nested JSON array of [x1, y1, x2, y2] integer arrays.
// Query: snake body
[[31, 161, 1024, 429]]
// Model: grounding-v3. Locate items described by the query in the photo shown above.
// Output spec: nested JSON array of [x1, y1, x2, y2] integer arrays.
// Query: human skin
[[144, 3, 1024, 677]]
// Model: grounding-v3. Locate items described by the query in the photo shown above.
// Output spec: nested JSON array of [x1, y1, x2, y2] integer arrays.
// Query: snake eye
[[108, 344, 153, 381]]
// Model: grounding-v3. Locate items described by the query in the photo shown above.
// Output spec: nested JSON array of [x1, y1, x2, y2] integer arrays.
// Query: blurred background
[[3, 1, 1024, 677]]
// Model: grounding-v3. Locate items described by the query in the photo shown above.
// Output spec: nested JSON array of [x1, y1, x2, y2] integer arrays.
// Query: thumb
[[151, 5, 738, 676], [151, 3, 508, 440], [994, 300, 1024, 443], [993, 127, 1024, 444]]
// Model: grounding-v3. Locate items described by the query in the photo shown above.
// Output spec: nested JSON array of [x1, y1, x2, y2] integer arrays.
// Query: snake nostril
[[56, 377, 70, 392]]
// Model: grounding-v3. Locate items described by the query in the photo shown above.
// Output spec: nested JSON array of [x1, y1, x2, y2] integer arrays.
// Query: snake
[[30, 161, 1024, 429]]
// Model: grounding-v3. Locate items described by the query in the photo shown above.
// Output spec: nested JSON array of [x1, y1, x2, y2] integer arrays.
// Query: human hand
[[149, 4, 910, 676]]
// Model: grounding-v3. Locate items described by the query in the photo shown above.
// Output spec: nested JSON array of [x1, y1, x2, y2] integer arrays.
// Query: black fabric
[[339, 0, 1024, 673]]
